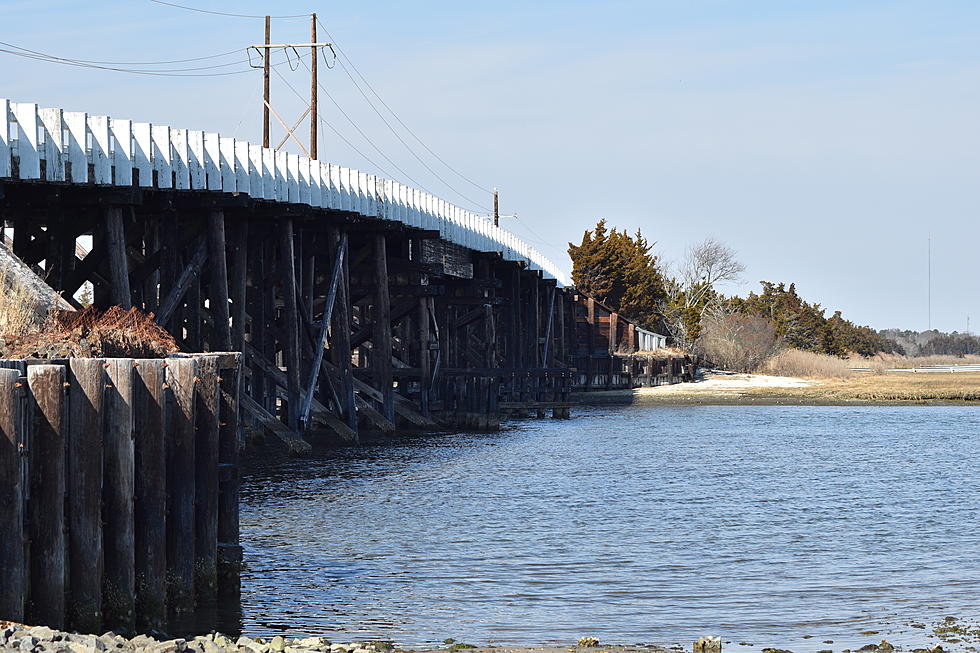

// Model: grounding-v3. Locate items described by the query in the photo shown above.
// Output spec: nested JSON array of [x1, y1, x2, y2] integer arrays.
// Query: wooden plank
[[287, 153, 300, 203], [298, 155, 312, 205], [67, 359, 106, 633], [262, 147, 275, 199], [105, 207, 132, 309], [188, 130, 205, 190], [220, 136, 236, 192], [207, 210, 232, 351], [194, 355, 220, 602], [65, 111, 88, 183], [248, 144, 263, 199], [89, 115, 111, 184], [39, 107, 65, 182], [204, 132, 222, 191], [156, 239, 208, 327], [12, 102, 40, 180], [216, 354, 242, 596], [0, 368, 26, 623], [133, 359, 167, 631], [165, 356, 197, 613], [354, 394, 394, 433], [111, 118, 133, 186], [0, 98, 10, 178], [309, 157, 321, 207], [172, 127, 190, 189], [275, 151, 287, 202], [240, 393, 312, 454], [103, 358, 136, 632], [235, 140, 250, 195], [152, 125, 173, 189], [133, 122, 153, 188], [26, 365, 66, 628]]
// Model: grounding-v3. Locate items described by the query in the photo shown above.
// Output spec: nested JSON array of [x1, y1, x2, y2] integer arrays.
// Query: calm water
[[238, 404, 980, 651]]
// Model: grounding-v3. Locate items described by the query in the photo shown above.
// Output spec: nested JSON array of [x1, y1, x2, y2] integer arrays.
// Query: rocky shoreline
[[0, 623, 972, 653]]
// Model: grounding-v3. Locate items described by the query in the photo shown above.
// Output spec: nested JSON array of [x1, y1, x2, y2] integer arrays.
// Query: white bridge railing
[[0, 99, 568, 286]]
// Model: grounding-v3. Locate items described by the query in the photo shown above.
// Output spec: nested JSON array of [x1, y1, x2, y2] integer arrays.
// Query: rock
[[353, 648, 373, 653], [298, 638, 328, 649], [857, 646, 878, 652], [877, 641, 894, 653], [578, 638, 600, 648], [694, 636, 721, 653], [269, 636, 286, 652], [30, 626, 59, 641], [329, 646, 349, 653], [761, 649, 793, 653]]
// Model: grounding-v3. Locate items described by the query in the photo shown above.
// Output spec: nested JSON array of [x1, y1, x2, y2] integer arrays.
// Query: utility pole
[[310, 13, 318, 159], [493, 188, 499, 227], [252, 20, 330, 159], [262, 16, 271, 148]]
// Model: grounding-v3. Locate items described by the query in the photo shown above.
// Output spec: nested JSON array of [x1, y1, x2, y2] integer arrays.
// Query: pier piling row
[[0, 354, 242, 634]]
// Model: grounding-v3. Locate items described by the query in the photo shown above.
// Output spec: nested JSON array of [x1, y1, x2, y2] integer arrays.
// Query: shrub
[[700, 312, 782, 372]]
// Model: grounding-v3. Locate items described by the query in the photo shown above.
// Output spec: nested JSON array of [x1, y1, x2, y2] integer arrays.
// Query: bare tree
[[659, 237, 745, 351], [700, 310, 783, 372]]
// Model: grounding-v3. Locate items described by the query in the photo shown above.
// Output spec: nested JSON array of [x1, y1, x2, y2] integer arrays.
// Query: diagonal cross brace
[[299, 233, 347, 429]]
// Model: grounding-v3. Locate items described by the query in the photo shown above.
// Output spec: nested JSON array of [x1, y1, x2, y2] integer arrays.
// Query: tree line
[[567, 219, 901, 361]]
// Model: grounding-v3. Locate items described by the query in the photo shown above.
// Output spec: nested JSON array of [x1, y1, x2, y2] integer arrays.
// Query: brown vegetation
[[1, 306, 179, 359], [748, 372, 980, 403]]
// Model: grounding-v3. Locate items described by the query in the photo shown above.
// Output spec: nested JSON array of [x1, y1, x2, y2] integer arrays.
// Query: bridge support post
[[207, 210, 232, 352], [279, 219, 301, 432], [329, 228, 357, 434], [373, 233, 394, 423], [105, 206, 132, 309]]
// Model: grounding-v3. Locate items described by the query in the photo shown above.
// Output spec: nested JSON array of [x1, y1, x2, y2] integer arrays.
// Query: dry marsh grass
[[762, 349, 856, 378], [747, 372, 980, 403]]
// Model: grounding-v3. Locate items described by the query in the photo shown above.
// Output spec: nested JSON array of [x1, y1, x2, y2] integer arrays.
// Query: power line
[[147, 0, 308, 19], [22, 47, 247, 66], [274, 62, 434, 194], [271, 64, 402, 182], [0, 40, 297, 77], [302, 52, 490, 211], [316, 16, 491, 197]]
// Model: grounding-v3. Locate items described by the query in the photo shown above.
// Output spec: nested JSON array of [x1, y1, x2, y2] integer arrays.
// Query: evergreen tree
[[568, 220, 666, 330]]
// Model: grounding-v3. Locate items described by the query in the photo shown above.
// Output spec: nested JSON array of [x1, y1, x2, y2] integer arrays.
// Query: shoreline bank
[[576, 371, 980, 406], [2, 620, 972, 653]]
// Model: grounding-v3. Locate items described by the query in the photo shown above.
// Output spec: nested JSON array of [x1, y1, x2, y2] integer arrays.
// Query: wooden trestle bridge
[[0, 99, 687, 448]]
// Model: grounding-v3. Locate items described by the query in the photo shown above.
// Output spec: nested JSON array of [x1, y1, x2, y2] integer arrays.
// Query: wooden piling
[[103, 358, 136, 632], [26, 365, 67, 629], [216, 354, 242, 597], [165, 356, 197, 613], [194, 355, 220, 602], [67, 358, 106, 633], [105, 206, 132, 309], [133, 359, 167, 631], [0, 368, 26, 623]]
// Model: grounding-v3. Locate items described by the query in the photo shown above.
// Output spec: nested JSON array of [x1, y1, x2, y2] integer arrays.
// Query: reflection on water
[[237, 405, 980, 651]]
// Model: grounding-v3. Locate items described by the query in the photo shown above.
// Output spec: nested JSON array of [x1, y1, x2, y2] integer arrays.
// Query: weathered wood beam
[[207, 210, 232, 351], [372, 234, 394, 423], [279, 218, 301, 431], [105, 206, 132, 309], [155, 239, 208, 328]]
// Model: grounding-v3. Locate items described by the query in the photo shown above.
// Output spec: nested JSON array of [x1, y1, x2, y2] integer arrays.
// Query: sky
[[3, 0, 979, 333]]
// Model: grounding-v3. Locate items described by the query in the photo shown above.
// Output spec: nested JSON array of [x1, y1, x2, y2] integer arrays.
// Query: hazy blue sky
[[4, 1, 978, 332]]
